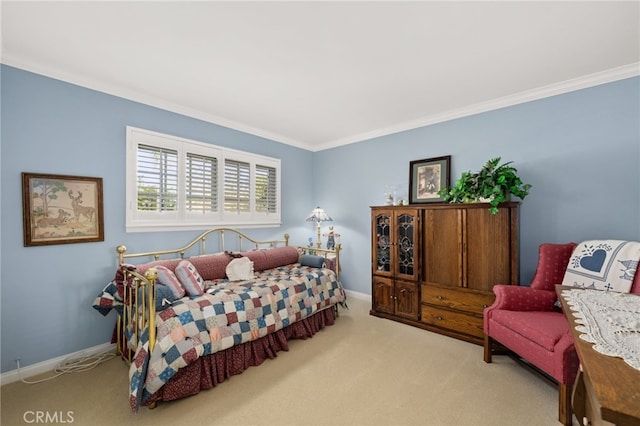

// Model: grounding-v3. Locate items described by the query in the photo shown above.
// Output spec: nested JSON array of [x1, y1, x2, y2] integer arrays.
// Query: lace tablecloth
[[562, 289, 640, 371]]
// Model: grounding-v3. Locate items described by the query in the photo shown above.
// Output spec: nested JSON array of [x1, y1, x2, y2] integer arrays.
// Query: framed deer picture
[[22, 172, 104, 246]]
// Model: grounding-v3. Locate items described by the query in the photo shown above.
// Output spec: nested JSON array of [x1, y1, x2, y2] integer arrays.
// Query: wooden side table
[[557, 286, 640, 426]]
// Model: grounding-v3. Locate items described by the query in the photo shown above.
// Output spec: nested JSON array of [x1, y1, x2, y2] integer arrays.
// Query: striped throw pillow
[[154, 265, 185, 299], [175, 260, 205, 296]]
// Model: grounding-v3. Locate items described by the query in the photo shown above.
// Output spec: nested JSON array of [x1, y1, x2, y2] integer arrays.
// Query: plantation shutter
[[137, 144, 178, 212], [255, 164, 277, 213], [224, 159, 250, 213], [127, 127, 281, 231], [186, 153, 217, 213]]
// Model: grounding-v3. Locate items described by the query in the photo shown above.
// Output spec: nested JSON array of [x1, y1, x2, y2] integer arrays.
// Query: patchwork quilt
[[122, 264, 344, 412]]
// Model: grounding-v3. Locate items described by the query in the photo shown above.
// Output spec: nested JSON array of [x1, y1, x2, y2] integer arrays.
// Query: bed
[[92, 227, 345, 412]]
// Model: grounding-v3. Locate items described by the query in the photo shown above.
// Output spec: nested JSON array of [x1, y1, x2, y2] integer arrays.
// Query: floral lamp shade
[[306, 206, 332, 248]]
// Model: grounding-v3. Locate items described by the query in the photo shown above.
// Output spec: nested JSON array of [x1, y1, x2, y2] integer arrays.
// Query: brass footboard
[[117, 268, 158, 363]]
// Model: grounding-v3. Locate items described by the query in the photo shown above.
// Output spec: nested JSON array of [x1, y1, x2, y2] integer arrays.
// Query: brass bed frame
[[114, 227, 341, 363]]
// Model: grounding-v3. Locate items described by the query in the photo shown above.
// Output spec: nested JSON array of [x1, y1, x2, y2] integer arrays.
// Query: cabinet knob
[[436, 316, 443, 321], [437, 295, 444, 300]]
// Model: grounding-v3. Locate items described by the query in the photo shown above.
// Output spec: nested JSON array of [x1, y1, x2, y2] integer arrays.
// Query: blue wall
[[0, 65, 317, 373], [1, 64, 639, 373], [315, 77, 640, 295]]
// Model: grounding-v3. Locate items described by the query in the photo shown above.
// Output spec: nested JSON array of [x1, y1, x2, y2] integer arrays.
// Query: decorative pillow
[[225, 257, 255, 281], [188, 253, 232, 280], [175, 260, 205, 296], [155, 284, 177, 311], [136, 259, 181, 276], [300, 254, 326, 269], [561, 240, 640, 293], [240, 246, 300, 271], [154, 265, 186, 298]]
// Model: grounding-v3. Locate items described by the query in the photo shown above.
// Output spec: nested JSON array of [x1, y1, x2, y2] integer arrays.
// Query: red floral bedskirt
[[143, 307, 337, 406]]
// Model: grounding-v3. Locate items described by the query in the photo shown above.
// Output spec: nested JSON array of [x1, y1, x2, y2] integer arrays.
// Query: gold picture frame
[[409, 155, 451, 204], [22, 172, 104, 246]]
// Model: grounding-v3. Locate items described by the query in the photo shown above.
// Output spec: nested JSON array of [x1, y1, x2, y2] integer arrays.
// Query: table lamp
[[306, 206, 332, 249]]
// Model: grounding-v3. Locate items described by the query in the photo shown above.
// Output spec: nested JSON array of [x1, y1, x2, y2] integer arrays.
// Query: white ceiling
[[2, 1, 639, 151]]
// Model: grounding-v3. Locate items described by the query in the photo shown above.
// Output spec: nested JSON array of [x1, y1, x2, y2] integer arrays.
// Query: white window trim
[[126, 126, 281, 233]]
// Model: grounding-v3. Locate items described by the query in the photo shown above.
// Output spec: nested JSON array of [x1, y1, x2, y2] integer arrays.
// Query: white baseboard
[[1, 342, 116, 386], [344, 289, 371, 302]]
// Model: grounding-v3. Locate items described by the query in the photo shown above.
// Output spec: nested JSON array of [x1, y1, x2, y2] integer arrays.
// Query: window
[[224, 159, 250, 213], [137, 145, 178, 212], [255, 164, 277, 213], [186, 153, 217, 213], [126, 126, 281, 232]]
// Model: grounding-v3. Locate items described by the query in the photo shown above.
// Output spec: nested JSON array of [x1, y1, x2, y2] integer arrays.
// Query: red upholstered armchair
[[484, 242, 640, 425], [483, 243, 578, 426]]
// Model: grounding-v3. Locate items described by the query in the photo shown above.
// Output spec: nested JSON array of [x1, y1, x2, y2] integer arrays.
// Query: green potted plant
[[438, 157, 532, 214]]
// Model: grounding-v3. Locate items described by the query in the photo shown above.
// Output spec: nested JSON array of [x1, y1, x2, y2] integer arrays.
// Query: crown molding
[[3, 55, 637, 153], [315, 62, 640, 151], [1, 55, 313, 151]]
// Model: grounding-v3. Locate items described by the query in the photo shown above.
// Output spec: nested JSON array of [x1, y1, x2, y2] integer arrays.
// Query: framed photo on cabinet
[[22, 172, 104, 246], [409, 155, 451, 204]]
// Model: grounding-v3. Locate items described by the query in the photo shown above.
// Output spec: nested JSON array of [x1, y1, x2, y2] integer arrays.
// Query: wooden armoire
[[370, 203, 519, 345]]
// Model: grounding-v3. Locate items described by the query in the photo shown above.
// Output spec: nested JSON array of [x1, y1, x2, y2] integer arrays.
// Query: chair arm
[[484, 286, 558, 335], [488, 285, 557, 312], [556, 332, 580, 384]]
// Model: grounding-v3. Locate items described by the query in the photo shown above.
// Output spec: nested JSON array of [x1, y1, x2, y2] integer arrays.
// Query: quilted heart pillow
[[561, 240, 640, 292]]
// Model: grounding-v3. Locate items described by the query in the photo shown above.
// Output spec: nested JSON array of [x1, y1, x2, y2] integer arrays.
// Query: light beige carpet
[[1, 296, 561, 426]]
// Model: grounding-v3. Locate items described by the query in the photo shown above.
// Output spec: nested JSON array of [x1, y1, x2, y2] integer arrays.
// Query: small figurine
[[323, 226, 340, 250], [385, 193, 394, 205]]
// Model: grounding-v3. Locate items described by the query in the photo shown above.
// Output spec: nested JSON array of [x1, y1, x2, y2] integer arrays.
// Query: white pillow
[[226, 257, 255, 281]]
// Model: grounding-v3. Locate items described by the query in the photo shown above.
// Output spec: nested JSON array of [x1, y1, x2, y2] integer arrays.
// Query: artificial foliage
[[438, 157, 532, 214]]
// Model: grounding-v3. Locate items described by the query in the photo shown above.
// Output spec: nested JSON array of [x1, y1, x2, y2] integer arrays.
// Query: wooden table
[[557, 286, 640, 426]]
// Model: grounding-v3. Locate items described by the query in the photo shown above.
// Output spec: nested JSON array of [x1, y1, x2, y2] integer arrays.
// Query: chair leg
[[558, 382, 573, 426], [484, 334, 493, 363]]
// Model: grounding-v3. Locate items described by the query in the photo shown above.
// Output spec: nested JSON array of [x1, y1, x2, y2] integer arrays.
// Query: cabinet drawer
[[421, 306, 485, 339], [421, 285, 495, 314]]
